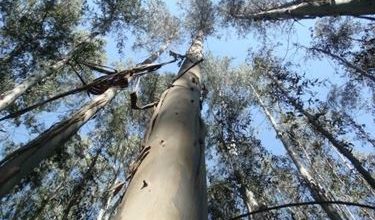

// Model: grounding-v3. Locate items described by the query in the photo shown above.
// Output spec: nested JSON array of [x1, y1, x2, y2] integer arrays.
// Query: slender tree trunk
[[0, 43, 171, 197], [0, 59, 67, 112], [0, 33, 100, 112], [62, 150, 101, 220], [0, 88, 116, 197], [235, 0, 375, 20], [115, 31, 207, 220], [97, 145, 127, 220], [234, 170, 268, 220], [249, 83, 343, 220], [265, 72, 375, 190], [216, 133, 267, 220]]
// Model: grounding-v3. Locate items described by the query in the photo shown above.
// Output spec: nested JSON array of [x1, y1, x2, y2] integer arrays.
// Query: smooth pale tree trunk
[[97, 143, 128, 220], [236, 0, 375, 20], [234, 170, 269, 220], [249, 83, 343, 220], [216, 135, 267, 220], [289, 131, 355, 219], [0, 59, 67, 112], [0, 43, 171, 197], [0, 88, 117, 197], [265, 72, 375, 190], [115, 31, 207, 220], [0, 34, 100, 112]]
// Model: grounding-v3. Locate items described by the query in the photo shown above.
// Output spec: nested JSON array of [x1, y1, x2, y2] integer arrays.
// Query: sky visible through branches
[[105, 1, 375, 155], [3, 1, 373, 157]]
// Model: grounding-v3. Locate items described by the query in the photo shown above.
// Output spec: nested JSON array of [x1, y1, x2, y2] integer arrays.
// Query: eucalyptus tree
[[247, 79, 344, 219], [220, 0, 375, 21], [0, 0, 181, 196], [0, 0, 83, 111], [201, 56, 273, 220], [94, 72, 179, 220], [0, 0, 143, 112], [306, 17, 375, 84], [115, 31, 207, 220], [280, 102, 375, 218], [0, 70, 170, 219], [249, 52, 375, 190], [0, 133, 91, 219], [114, 1, 215, 219]]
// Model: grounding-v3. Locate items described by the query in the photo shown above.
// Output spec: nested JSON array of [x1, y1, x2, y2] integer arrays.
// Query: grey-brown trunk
[[115, 31, 207, 220]]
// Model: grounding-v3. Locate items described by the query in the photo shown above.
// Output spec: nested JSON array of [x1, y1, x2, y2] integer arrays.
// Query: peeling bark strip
[[115, 31, 208, 220], [236, 0, 375, 20], [0, 59, 67, 112], [0, 33, 101, 112], [0, 43, 172, 197]]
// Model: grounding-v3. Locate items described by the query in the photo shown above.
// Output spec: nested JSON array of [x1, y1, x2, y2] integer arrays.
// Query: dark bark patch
[[141, 180, 148, 189], [160, 140, 165, 147], [191, 100, 194, 103]]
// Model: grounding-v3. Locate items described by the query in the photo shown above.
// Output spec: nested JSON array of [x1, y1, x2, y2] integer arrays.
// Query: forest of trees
[[0, 0, 374, 219]]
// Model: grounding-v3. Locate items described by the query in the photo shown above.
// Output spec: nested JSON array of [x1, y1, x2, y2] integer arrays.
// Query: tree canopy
[[0, 0, 374, 219]]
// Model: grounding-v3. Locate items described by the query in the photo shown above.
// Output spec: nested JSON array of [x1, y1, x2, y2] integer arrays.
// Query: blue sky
[[1, 1, 373, 158]]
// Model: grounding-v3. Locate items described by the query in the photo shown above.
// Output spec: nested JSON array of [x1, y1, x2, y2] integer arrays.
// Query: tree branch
[[230, 201, 375, 220]]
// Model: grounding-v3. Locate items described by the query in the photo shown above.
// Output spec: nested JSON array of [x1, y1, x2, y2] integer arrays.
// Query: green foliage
[[1, 1, 375, 219], [179, 0, 216, 36]]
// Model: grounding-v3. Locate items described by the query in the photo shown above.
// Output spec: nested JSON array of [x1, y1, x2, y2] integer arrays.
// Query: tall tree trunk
[[0, 33, 100, 112], [0, 88, 116, 197], [234, 170, 268, 220], [0, 59, 67, 112], [114, 31, 207, 220], [249, 83, 343, 220], [97, 144, 128, 220], [265, 72, 375, 190], [216, 132, 267, 220], [0, 43, 171, 197], [235, 0, 375, 21], [62, 150, 101, 220]]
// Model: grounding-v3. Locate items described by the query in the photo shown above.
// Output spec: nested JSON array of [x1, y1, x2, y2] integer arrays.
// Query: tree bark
[[249, 83, 343, 220], [236, 0, 375, 20], [115, 31, 208, 220], [216, 132, 267, 220], [0, 43, 171, 197], [234, 170, 268, 220], [265, 71, 375, 190], [0, 88, 117, 197], [0, 33, 100, 112], [0, 59, 66, 112]]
